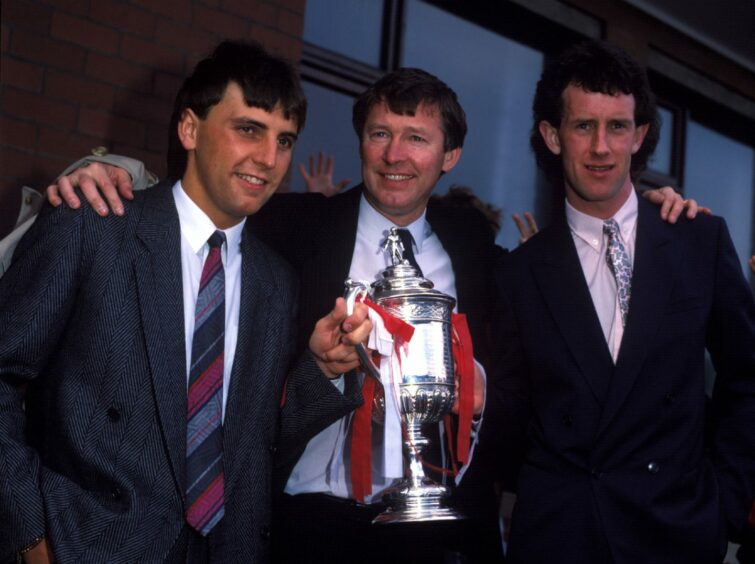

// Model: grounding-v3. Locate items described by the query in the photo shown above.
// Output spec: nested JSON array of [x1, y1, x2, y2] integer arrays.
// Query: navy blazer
[[487, 195, 755, 563], [0, 182, 360, 563]]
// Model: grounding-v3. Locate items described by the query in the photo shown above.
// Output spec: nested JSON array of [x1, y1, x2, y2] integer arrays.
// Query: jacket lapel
[[532, 219, 615, 405], [134, 183, 187, 499], [597, 198, 678, 435], [222, 228, 276, 496]]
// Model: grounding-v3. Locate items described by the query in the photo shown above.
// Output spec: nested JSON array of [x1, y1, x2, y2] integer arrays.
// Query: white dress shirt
[[286, 194, 478, 502], [173, 181, 246, 419], [566, 189, 638, 362]]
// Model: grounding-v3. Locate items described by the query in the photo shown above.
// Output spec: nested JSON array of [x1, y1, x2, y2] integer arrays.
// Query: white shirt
[[566, 189, 638, 362], [173, 181, 246, 419], [286, 194, 475, 501]]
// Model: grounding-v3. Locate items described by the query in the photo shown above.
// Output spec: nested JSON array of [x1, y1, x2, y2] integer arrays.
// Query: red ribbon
[[451, 313, 475, 466]]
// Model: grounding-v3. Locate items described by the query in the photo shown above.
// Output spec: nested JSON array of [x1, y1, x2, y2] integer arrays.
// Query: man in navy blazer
[[486, 40, 755, 563], [0, 41, 371, 563]]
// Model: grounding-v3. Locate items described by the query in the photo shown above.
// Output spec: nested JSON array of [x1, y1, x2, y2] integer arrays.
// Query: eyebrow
[[231, 117, 298, 141]]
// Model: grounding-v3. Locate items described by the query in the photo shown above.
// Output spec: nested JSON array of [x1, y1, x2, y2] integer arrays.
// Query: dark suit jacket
[[0, 182, 360, 563], [487, 196, 755, 563]]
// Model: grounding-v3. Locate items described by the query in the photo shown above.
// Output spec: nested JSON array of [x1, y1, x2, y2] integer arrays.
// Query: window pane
[[648, 106, 673, 176], [684, 120, 754, 277], [288, 80, 362, 194], [402, 0, 544, 250], [303, 0, 384, 67]]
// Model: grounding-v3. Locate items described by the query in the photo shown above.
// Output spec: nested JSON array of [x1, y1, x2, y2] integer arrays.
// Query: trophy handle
[[344, 279, 381, 382]]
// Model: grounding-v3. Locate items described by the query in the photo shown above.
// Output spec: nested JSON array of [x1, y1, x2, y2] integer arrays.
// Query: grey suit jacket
[[0, 182, 360, 563]]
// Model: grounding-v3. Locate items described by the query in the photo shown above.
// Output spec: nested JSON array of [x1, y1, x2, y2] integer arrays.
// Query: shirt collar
[[565, 188, 638, 253], [173, 180, 246, 255], [358, 193, 429, 252]]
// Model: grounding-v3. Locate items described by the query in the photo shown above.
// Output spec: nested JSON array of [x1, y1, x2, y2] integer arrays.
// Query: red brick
[[1, 1, 53, 35], [199, 0, 221, 8], [90, 1, 157, 37], [0, 115, 37, 150], [85, 52, 152, 92], [32, 152, 72, 186], [221, 0, 276, 27], [121, 35, 181, 72], [37, 125, 105, 161], [272, 0, 305, 14], [113, 89, 172, 125], [2, 23, 10, 53], [153, 71, 184, 101], [42, 0, 90, 15], [131, 0, 192, 22], [277, 8, 304, 37], [11, 31, 86, 72], [146, 122, 170, 153], [193, 5, 248, 37], [0, 56, 44, 92], [79, 108, 146, 147], [50, 12, 121, 55], [44, 69, 116, 109], [248, 25, 301, 61], [0, 146, 34, 180], [155, 19, 215, 56], [1, 87, 78, 131]]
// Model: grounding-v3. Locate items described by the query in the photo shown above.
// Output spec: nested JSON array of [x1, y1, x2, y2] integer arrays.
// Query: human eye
[[278, 136, 295, 150], [575, 122, 591, 131], [237, 124, 259, 135], [369, 130, 389, 140], [409, 134, 426, 143]]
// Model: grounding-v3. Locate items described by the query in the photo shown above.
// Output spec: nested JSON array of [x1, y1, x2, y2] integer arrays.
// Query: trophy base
[[372, 478, 466, 524]]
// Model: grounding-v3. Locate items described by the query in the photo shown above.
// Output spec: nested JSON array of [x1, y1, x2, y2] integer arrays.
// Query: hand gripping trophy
[[345, 227, 464, 524]]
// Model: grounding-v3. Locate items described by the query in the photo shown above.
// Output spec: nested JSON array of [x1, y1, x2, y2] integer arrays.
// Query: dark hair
[[530, 40, 660, 184], [430, 185, 502, 234], [167, 40, 307, 179], [352, 68, 467, 152]]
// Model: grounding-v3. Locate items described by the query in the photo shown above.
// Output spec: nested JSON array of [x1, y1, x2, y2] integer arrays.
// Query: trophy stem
[[372, 422, 465, 524]]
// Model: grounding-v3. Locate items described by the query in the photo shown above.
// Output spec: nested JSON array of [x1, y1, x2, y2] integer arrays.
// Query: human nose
[[253, 135, 278, 169], [382, 137, 406, 164], [591, 126, 609, 156]]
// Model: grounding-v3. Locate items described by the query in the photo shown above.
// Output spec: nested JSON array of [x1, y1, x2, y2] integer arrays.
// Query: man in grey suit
[[0, 41, 370, 563]]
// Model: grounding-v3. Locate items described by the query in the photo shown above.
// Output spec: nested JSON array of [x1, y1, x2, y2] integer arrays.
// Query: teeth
[[587, 165, 611, 171], [237, 173, 264, 185], [384, 174, 412, 181]]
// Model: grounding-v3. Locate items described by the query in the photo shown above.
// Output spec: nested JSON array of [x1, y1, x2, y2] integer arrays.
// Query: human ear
[[441, 147, 462, 173], [632, 123, 650, 154], [538, 121, 561, 155], [177, 109, 199, 151]]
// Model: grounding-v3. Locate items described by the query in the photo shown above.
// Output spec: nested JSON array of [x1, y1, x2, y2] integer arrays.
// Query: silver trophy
[[345, 227, 464, 524]]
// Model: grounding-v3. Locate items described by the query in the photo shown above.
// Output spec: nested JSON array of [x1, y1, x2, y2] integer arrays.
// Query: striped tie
[[186, 230, 226, 535]]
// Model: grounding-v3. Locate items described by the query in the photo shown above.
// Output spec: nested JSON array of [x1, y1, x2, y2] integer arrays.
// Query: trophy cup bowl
[[345, 228, 465, 524]]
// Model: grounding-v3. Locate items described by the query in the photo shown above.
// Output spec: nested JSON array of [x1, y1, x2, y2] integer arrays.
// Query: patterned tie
[[186, 230, 226, 536], [603, 219, 632, 327], [396, 228, 423, 277]]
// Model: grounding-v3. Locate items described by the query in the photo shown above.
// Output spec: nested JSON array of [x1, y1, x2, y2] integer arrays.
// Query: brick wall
[[0, 0, 306, 237]]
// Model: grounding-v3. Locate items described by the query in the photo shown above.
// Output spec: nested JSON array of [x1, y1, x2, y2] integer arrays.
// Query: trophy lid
[[372, 228, 456, 306]]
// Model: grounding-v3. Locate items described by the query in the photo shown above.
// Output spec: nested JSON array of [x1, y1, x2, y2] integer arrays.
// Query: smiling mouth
[[382, 173, 414, 181], [585, 165, 614, 172], [236, 172, 266, 186]]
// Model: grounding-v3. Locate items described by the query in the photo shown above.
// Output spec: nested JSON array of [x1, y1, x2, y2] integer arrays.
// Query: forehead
[[561, 84, 636, 119], [365, 100, 443, 130], [211, 82, 299, 130]]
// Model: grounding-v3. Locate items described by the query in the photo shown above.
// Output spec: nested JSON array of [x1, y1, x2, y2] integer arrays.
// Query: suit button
[[647, 461, 660, 474], [110, 487, 122, 500], [107, 407, 120, 421], [590, 468, 602, 478], [562, 415, 573, 427], [269, 443, 277, 454], [260, 526, 271, 540], [664, 394, 675, 404]]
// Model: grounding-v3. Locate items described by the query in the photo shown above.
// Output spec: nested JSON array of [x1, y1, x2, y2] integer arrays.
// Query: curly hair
[[530, 40, 660, 185]]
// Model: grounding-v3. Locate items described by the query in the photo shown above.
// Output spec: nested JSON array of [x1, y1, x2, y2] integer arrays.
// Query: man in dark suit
[[0, 41, 371, 564], [486, 40, 755, 563]]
